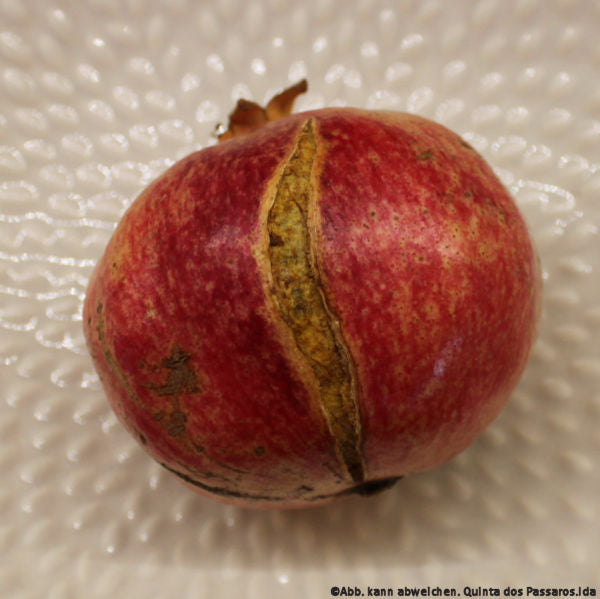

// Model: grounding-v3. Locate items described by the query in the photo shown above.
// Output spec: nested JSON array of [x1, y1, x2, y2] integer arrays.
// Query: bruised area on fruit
[[267, 120, 364, 483]]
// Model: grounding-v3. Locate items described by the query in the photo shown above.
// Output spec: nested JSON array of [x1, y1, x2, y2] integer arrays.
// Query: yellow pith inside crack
[[267, 120, 364, 482]]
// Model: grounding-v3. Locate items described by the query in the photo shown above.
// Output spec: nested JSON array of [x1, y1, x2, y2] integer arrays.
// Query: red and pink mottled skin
[[83, 109, 541, 508]]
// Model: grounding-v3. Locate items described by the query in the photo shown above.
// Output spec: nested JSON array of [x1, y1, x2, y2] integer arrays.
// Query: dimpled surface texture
[[1, 0, 599, 596]]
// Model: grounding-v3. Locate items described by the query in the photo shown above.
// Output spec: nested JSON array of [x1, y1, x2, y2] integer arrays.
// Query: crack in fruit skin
[[85, 119, 349, 505], [267, 119, 364, 483], [161, 461, 401, 502], [83, 106, 542, 509]]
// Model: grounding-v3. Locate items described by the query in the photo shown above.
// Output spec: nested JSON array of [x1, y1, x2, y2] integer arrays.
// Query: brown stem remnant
[[218, 79, 308, 142]]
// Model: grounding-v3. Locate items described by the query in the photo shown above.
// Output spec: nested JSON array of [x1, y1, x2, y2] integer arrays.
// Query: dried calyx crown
[[217, 79, 308, 142]]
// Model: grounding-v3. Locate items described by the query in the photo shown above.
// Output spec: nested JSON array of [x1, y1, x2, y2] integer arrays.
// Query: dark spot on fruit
[[254, 446, 265, 456], [139, 433, 147, 445], [171, 410, 187, 424], [349, 476, 403, 496], [418, 150, 434, 161], [269, 232, 284, 246], [145, 350, 196, 437], [167, 423, 186, 437], [145, 345, 200, 397]]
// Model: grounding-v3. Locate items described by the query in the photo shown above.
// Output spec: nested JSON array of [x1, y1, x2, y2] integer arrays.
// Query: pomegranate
[[83, 81, 541, 508]]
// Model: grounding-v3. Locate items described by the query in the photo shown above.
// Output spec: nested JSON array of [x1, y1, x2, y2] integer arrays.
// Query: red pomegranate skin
[[83, 108, 541, 508]]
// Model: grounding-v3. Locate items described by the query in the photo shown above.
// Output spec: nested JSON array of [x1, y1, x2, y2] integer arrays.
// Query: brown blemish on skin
[[96, 304, 246, 479], [166, 407, 187, 438], [267, 119, 364, 483], [145, 345, 200, 438], [145, 345, 199, 396]]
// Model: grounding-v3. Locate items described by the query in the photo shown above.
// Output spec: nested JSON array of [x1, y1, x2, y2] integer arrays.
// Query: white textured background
[[1, 0, 599, 597]]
